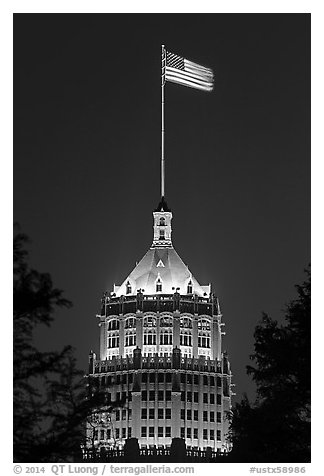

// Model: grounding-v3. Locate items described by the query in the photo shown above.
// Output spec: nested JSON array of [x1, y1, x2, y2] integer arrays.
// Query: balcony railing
[[101, 293, 217, 318]]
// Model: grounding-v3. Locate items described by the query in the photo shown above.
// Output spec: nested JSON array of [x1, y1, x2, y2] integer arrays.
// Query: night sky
[[14, 14, 310, 400]]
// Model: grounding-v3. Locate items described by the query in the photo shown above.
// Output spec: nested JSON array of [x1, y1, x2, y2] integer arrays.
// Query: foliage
[[13, 225, 124, 462], [229, 267, 311, 462]]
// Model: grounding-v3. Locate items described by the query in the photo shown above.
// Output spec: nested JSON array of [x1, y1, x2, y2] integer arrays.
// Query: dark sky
[[14, 13, 310, 400]]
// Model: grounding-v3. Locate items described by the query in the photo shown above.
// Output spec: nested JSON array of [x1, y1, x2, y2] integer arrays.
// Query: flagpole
[[161, 45, 165, 198]]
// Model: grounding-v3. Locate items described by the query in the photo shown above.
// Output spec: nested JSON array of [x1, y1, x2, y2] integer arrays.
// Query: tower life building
[[87, 197, 233, 453]]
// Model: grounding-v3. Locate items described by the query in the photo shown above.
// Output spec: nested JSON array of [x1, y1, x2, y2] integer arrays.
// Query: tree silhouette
[[229, 267, 311, 462], [13, 225, 125, 462]]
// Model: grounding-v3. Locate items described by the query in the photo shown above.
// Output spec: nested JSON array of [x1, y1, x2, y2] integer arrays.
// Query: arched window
[[187, 280, 193, 294], [125, 317, 136, 329], [143, 316, 157, 346], [126, 281, 132, 295], [156, 278, 162, 292], [198, 318, 211, 331], [180, 317, 193, 328], [159, 229, 165, 240], [159, 217, 166, 226], [198, 318, 211, 349], [108, 319, 119, 331]]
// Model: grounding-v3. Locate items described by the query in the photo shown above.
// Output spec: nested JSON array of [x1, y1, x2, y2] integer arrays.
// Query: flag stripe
[[185, 59, 213, 75], [166, 67, 214, 89], [166, 75, 213, 92]]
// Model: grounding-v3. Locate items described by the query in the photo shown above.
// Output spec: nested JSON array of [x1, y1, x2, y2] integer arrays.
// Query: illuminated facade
[[87, 197, 233, 452]]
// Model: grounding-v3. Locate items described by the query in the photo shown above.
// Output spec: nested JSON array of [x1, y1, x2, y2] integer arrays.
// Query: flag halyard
[[165, 50, 214, 92]]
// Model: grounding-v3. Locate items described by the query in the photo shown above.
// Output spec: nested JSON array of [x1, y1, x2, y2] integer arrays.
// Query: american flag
[[164, 50, 214, 92]]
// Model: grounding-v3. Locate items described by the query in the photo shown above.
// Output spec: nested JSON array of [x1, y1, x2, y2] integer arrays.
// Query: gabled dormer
[[151, 197, 173, 248]]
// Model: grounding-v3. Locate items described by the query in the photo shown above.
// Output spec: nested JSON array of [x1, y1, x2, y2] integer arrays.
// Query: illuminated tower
[[87, 196, 233, 454]]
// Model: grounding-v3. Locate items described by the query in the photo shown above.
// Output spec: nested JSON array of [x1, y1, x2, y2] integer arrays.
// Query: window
[[165, 408, 171, 419], [115, 410, 120, 421], [158, 391, 164, 401], [203, 393, 208, 404], [108, 336, 119, 348], [187, 410, 192, 420], [217, 377, 222, 387], [157, 408, 163, 419], [149, 373, 155, 383], [165, 427, 171, 438], [142, 373, 148, 383], [217, 394, 222, 405], [158, 427, 163, 437], [158, 373, 164, 383], [217, 412, 222, 423], [203, 411, 208, 422], [210, 411, 215, 422], [128, 409, 132, 420], [198, 336, 210, 348], [187, 280, 193, 294], [194, 392, 199, 403], [159, 229, 165, 240], [116, 375, 120, 384], [128, 427, 132, 438], [125, 317, 136, 329], [194, 374, 199, 385], [125, 334, 136, 347], [129, 374, 133, 383], [217, 430, 221, 441], [149, 390, 155, 401], [187, 392, 192, 402], [108, 319, 119, 331], [122, 409, 127, 420], [142, 391, 147, 401], [203, 375, 208, 385], [193, 428, 198, 439], [181, 374, 186, 383], [100, 430, 105, 440], [198, 319, 211, 331], [159, 217, 166, 226], [144, 333, 157, 345], [122, 428, 126, 439], [210, 376, 215, 386], [181, 391, 185, 401], [210, 430, 215, 441], [156, 279, 162, 292], [115, 429, 120, 439], [210, 394, 215, 404], [160, 333, 172, 345], [181, 409, 185, 420], [166, 373, 172, 383], [149, 427, 154, 438], [187, 428, 192, 439], [194, 410, 198, 421], [141, 427, 147, 437], [181, 427, 185, 439], [203, 429, 208, 440], [126, 281, 132, 295], [180, 334, 192, 346], [187, 374, 192, 384], [166, 391, 171, 401], [141, 409, 147, 420], [149, 409, 155, 419], [107, 429, 111, 440]]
